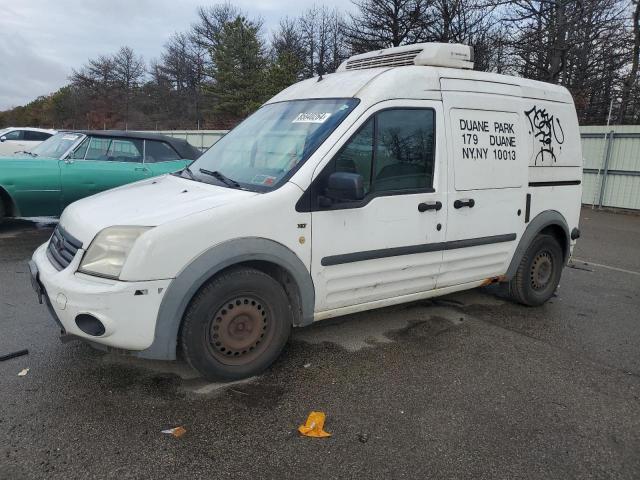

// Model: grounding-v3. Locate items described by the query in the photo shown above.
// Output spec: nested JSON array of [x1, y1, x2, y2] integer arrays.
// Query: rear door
[[60, 136, 151, 208], [439, 82, 526, 288], [143, 139, 190, 175]]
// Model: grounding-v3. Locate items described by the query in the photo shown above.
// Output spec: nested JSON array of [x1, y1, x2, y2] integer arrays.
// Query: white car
[[30, 43, 583, 380], [0, 127, 56, 156]]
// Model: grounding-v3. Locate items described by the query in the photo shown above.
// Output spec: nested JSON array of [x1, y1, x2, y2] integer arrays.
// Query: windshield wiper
[[16, 150, 37, 157], [199, 168, 241, 188], [181, 166, 195, 178]]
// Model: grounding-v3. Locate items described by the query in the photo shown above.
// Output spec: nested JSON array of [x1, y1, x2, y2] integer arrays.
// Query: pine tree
[[208, 17, 267, 124]]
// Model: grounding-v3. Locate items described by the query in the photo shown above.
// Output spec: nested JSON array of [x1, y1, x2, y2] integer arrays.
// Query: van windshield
[[188, 98, 359, 191]]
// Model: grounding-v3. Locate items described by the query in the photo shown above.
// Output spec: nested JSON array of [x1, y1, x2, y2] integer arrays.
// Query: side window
[[329, 108, 435, 198], [3, 130, 23, 140], [68, 137, 90, 160], [85, 137, 111, 160], [107, 138, 143, 163], [24, 131, 52, 141], [374, 109, 435, 192], [334, 119, 374, 194], [144, 140, 181, 163]]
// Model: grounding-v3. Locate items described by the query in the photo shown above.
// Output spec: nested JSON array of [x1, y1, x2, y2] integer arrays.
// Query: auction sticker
[[292, 112, 332, 123]]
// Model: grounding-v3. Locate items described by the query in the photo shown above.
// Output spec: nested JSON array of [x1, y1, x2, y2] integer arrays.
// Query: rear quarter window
[[144, 140, 181, 163], [24, 131, 52, 141]]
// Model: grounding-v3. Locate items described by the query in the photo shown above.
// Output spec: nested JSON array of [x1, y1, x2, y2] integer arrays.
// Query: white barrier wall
[[581, 126, 640, 210]]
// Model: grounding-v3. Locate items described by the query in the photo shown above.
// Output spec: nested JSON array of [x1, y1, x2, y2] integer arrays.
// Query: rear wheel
[[180, 267, 292, 381], [508, 234, 564, 306]]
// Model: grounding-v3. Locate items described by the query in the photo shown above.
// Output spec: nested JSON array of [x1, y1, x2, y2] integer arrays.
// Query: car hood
[[0, 153, 39, 161], [60, 174, 259, 244]]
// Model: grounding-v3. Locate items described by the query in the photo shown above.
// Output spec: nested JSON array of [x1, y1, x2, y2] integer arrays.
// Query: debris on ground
[[17, 368, 29, 377], [298, 411, 331, 438], [0, 349, 29, 362], [358, 433, 369, 443], [303, 363, 311, 368], [161, 426, 186, 438]]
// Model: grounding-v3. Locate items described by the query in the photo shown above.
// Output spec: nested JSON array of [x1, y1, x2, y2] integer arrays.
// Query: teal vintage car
[[0, 130, 201, 219]]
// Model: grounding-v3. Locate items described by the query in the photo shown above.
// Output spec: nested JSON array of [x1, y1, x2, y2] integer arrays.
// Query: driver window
[[68, 138, 90, 160], [85, 137, 111, 161], [4, 130, 22, 140], [329, 108, 435, 198], [333, 119, 374, 194]]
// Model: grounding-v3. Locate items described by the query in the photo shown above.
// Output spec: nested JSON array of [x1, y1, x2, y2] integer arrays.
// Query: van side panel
[[522, 99, 583, 256]]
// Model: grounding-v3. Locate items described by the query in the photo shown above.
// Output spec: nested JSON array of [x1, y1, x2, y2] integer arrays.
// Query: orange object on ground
[[162, 426, 187, 438], [298, 411, 331, 438]]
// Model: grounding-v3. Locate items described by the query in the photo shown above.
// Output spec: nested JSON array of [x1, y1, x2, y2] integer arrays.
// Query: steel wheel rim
[[206, 295, 274, 366], [531, 251, 553, 291]]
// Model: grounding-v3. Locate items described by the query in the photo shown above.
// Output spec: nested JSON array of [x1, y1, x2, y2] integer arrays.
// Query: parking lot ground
[[1, 208, 639, 479]]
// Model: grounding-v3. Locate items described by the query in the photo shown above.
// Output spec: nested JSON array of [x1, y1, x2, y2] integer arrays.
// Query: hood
[[60, 174, 258, 244], [0, 153, 32, 161]]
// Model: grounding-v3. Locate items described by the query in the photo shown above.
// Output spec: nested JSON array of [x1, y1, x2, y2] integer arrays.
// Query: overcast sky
[[0, 0, 351, 110]]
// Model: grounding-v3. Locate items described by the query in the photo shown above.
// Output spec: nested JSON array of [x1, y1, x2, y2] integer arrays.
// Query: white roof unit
[[337, 43, 474, 72]]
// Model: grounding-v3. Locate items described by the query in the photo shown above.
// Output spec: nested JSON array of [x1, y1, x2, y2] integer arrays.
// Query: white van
[[29, 44, 582, 380]]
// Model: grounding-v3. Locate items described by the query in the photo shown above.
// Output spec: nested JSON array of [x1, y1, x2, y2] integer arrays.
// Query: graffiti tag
[[525, 106, 565, 165]]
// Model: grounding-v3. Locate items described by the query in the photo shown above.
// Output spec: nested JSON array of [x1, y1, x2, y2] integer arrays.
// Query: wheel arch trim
[[0, 185, 19, 217], [137, 237, 314, 360], [505, 210, 570, 281]]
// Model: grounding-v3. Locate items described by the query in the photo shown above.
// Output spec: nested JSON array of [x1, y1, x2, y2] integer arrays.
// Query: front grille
[[345, 49, 422, 71], [47, 225, 83, 271]]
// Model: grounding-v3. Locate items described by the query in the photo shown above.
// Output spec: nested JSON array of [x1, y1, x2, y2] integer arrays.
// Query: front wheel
[[508, 234, 564, 306], [180, 267, 292, 381]]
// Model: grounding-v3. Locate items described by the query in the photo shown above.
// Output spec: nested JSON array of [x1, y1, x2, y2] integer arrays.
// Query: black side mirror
[[323, 171, 365, 204]]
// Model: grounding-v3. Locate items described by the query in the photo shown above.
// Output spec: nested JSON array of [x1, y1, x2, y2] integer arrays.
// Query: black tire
[[180, 267, 292, 381], [508, 234, 564, 306]]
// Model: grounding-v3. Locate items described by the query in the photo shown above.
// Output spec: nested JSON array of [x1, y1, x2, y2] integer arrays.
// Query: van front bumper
[[30, 244, 171, 352]]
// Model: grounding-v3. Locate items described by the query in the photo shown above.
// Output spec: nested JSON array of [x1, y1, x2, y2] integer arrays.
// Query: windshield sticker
[[292, 112, 332, 124], [251, 174, 277, 186], [61, 134, 80, 141]]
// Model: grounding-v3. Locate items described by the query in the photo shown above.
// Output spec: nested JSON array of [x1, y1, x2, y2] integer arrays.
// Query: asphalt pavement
[[1, 208, 639, 479]]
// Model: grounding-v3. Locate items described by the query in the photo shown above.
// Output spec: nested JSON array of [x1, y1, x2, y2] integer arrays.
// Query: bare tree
[[112, 46, 145, 128], [299, 6, 347, 76], [345, 0, 431, 52], [191, 2, 242, 52], [619, 0, 640, 123]]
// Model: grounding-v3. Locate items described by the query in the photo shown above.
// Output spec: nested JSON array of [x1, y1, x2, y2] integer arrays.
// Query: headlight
[[79, 226, 152, 279]]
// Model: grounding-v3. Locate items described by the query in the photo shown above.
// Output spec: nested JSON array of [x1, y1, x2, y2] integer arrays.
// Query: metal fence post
[[598, 131, 615, 208]]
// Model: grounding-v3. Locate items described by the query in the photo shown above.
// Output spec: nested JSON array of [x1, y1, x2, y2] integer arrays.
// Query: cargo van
[[30, 43, 582, 380]]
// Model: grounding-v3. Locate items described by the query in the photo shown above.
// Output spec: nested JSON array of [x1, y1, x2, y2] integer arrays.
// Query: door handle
[[135, 167, 149, 172], [454, 198, 475, 209], [418, 201, 442, 212]]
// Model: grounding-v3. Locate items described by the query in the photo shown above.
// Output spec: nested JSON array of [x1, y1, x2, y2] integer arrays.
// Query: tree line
[[1, 0, 638, 130]]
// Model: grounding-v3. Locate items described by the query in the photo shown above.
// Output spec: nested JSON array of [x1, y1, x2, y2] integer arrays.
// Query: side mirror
[[323, 171, 365, 204], [0, 136, 6, 142]]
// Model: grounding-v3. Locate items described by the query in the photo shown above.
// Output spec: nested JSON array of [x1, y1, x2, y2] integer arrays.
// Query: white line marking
[[571, 258, 640, 276]]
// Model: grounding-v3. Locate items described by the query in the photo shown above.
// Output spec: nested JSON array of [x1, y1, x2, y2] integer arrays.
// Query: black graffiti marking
[[525, 106, 565, 165]]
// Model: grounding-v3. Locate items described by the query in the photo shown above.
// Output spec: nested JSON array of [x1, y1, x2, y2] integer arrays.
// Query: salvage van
[[30, 43, 582, 380]]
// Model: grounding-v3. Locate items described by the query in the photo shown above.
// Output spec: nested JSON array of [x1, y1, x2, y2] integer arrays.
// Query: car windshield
[[188, 98, 359, 191], [30, 132, 84, 158], [0, 128, 10, 136]]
